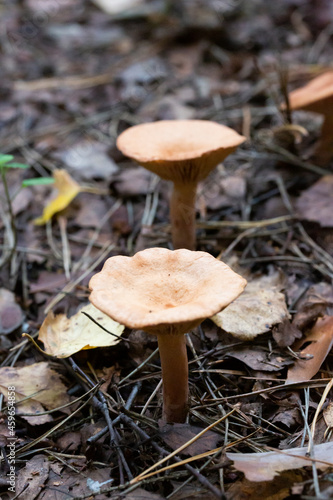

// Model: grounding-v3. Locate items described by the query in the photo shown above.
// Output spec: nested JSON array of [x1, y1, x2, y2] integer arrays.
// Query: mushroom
[[116, 120, 245, 250], [89, 247, 246, 423], [286, 71, 333, 164]]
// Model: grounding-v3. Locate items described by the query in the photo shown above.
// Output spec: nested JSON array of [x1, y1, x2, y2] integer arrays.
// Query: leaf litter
[[1, 1, 333, 499]]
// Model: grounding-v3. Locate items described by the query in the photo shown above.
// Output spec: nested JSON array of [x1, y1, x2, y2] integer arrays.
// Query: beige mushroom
[[89, 247, 246, 423], [116, 120, 245, 250], [286, 72, 333, 164]]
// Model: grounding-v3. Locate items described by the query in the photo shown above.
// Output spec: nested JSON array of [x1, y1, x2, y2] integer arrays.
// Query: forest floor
[[0, 1, 333, 499]]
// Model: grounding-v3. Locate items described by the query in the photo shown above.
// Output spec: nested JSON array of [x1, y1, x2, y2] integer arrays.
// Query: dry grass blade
[[309, 378, 333, 451]]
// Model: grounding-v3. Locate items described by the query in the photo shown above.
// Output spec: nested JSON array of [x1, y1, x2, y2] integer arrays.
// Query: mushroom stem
[[314, 113, 333, 164], [170, 182, 197, 250], [157, 333, 189, 423]]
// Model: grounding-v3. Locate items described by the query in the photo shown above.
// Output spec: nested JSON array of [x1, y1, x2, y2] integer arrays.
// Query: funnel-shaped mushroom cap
[[89, 248, 247, 335], [287, 72, 333, 114], [116, 120, 246, 184]]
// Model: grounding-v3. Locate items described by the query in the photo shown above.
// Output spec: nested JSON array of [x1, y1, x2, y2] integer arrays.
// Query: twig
[[87, 382, 142, 445], [67, 358, 133, 483]]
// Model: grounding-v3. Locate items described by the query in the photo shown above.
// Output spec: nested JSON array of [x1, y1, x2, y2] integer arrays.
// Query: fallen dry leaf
[[273, 319, 303, 347], [226, 441, 333, 482], [36, 462, 115, 500], [55, 139, 118, 181], [15, 455, 50, 500], [211, 277, 290, 339], [33, 169, 81, 225], [227, 470, 304, 500], [168, 485, 218, 500], [226, 346, 293, 372], [286, 315, 333, 384], [271, 406, 302, 428], [38, 303, 124, 358], [296, 175, 333, 227], [0, 288, 23, 334], [111, 167, 153, 197], [158, 422, 220, 457], [0, 362, 72, 425], [293, 282, 333, 331], [56, 431, 81, 454]]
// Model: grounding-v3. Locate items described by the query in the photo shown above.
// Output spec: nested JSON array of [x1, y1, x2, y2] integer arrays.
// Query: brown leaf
[[74, 195, 111, 228], [296, 175, 333, 227], [271, 407, 302, 428], [15, 455, 50, 500], [111, 167, 153, 197], [170, 484, 219, 500], [286, 315, 333, 384], [56, 431, 81, 454], [38, 463, 114, 500], [0, 288, 23, 334], [0, 423, 11, 447], [293, 282, 333, 331], [227, 346, 293, 372], [226, 442, 333, 481], [29, 271, 68, 294], [0, 362, 72, 425], [158, 422, 220, 457], [273, 319, 303, 347], [227, 470, 304, 500]]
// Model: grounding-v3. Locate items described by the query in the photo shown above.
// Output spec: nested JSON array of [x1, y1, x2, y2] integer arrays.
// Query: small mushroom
[[286, 72, 333, 164], [89, 247, 246, 423], [116, 120, 245, 250]]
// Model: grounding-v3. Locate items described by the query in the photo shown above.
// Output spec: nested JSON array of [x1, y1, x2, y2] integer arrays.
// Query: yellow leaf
[[34, 169, 81, 225], [37, 303, 125, 358]]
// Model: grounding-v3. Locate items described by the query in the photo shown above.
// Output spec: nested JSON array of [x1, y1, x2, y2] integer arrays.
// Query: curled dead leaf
[[286, 315, 333, 384]]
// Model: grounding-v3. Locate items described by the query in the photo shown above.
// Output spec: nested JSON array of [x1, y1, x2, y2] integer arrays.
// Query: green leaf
[[0, 154, 14, 165], [22, 177, 55, 187], [6, 162, 29, 169]]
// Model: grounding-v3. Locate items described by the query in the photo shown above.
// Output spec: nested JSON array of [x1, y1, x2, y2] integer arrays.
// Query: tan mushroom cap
[[287, 72, 333, 114], [89, 248, 247, 335], [116, 120, 246, 184]]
